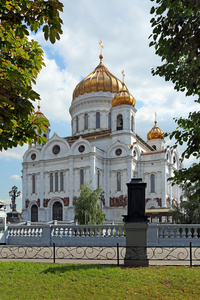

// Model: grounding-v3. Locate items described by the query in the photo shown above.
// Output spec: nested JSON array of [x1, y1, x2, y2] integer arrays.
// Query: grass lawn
[[0, 262, 200, 299]]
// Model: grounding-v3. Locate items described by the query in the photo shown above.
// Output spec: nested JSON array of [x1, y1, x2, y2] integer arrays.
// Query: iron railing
[[0, 243, 199, 266]]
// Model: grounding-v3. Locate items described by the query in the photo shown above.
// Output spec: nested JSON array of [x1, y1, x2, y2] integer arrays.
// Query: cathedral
[[21, 44, 182, 223]]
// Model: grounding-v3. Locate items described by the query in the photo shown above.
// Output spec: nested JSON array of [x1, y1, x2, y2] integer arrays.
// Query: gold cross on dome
[[122, 70, 125, 83], [99, 40, 104, 55], [38, 98, 41, 111], [154, 112, 157, 123]]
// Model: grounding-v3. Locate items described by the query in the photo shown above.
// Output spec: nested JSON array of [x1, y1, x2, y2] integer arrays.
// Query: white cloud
[[0, 144, 27, 161], [10, 175, 21, 181]]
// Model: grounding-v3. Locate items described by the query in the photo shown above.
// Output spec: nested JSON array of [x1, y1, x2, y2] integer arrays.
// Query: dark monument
[[123, 178, 148, 223], [123, 178, 149, 267], [7, 186, 23, 223]]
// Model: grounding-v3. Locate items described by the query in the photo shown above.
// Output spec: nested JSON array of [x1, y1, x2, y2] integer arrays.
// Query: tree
[[149, 0, 200, 199], [0, 0, 63, 150], [74, 183, 105, 225], [172, 182, 200, 224]]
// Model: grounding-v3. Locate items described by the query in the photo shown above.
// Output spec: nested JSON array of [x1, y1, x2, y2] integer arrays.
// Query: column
[[69, 157, 74, 207], [127, 157, 132, 182], [106, 160, 111, 206], [40, 161, 44, 208], [162, 161, 166, 207], [90, 153, 96, 189]]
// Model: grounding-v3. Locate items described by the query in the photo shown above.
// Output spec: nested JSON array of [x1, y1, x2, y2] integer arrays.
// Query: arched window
[[32, 175, 36, 194], [55, 172, 58, 191], [31, 204, 38, 222], [84, 113, 88, 130], [60, 171, 64, 191], [76, 116, 79, 133], [151, 174, 155, 193], [152, 145, 157, 150], [80, 169, 84, 188], [52, 201, 63, 221], [131, 115, 134, 132], [50, 173, 53, 192], [117, 172, 121, 191], [108, 112, 111, 129], [96, 112, 100, 129], [117, 114, 123, 130]]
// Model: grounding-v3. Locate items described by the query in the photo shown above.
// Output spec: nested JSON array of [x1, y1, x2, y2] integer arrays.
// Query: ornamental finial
[[38, 98, 41, 111], [154, 112, 157, 124], [122, 70, 125, 84], [99, 40, 104, 62]]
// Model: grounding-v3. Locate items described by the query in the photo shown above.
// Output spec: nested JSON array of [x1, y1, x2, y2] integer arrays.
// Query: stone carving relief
[[43, 198, 50, 207], [110, 195, 127, 207], [25, 199, 30, 208], [62, 197, 69, 206]]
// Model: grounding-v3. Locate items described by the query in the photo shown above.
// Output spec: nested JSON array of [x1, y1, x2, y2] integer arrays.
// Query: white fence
[[5, 223, 200, 247]]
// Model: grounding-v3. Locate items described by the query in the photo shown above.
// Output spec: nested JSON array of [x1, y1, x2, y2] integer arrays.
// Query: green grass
[[0, 262, 200, 299]]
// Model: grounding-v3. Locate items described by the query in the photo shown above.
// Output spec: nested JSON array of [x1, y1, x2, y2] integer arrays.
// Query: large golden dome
[[147, 121, 164, 140], [111, 82, 135, 107], [72, 55, 126, 100]]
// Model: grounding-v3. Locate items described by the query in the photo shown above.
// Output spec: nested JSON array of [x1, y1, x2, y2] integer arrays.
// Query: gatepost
[[123, 178, 149, 267]]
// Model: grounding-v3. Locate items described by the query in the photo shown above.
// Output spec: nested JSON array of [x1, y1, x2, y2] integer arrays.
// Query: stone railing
[[51, 224, 125, 246], [6, 223, 200, 247], [7, 223, 125, 246]]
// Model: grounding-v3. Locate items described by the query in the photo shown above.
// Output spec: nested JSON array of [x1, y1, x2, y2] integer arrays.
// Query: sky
[[0, 0, 199, 211]]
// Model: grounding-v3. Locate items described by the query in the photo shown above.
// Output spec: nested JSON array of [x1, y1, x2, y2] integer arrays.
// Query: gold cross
[[155, 112, 157, 123], [99, 40, 104, 55], [122, 70, 125, 83], [38, 98, 41, 111]]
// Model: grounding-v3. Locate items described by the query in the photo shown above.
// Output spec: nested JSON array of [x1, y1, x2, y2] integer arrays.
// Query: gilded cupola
[[34, 100, 50, 127], [147, 113, 164, 140], [72, 41, 126, 100], [111, 70, 136, 108]]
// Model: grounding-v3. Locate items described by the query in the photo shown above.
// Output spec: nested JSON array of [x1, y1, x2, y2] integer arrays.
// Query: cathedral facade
[[22, 51, 181, 223]]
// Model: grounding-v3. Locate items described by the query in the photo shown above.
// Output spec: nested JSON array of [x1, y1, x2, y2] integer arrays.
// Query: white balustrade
[[6, 223, 200, 247]]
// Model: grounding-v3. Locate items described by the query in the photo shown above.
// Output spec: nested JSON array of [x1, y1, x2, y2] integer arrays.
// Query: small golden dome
[[147, 120, 164, 140], [34, 102, 50, 127], [111, 83, 135, 107], [72, 55, 126, 100]]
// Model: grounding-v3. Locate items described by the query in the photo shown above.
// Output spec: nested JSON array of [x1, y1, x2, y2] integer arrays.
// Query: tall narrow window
[[55, 172, 58, 191], [50, 173, 53, 192], [31, 204, 38, 222], [53, 201, 63, 221], [151, 174, 155, 193], [96, 112, 100, 128], [108, 112, 111, 129], [117, 114, 123, 130], [84, 113, 88, 130], [60, 171, 64, 191], [131, 115, 134, 132], [76, 116, 79, 133], [97, 170, 100, 188], [80, 169, 84, 188], [117, 172, 121, 191], [32, 175, 36, 194]]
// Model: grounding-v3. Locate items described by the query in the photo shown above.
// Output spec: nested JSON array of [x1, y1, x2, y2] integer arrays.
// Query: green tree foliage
[[74, 183, 105, 225], [172, 182, 200, 224], [0, 0, 63, 150], [149, 0, 200, 198]]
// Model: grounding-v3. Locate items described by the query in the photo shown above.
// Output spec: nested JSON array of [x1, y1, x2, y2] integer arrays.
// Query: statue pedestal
[[124, 222, 149, 267], [7, 211, 23, 224]]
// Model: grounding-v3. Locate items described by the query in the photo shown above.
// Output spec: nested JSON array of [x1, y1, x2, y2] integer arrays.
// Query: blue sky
[[0, 0, 199, 211]]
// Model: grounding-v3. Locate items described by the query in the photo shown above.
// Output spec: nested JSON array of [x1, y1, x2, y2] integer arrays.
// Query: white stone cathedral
[[22, 47, 182, 223]]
